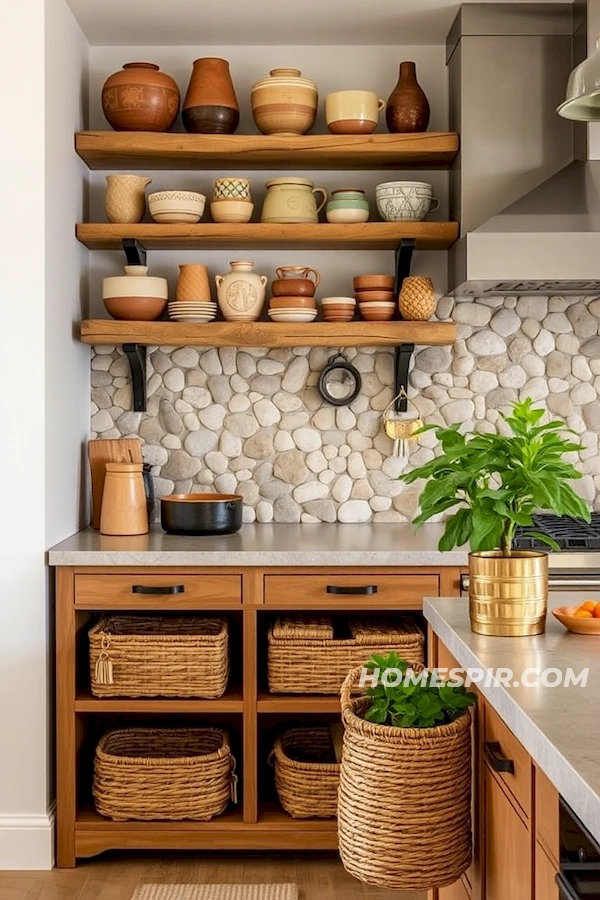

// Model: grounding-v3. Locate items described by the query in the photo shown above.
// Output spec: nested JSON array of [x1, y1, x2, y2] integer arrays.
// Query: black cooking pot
[[160, 493, 243, 536]]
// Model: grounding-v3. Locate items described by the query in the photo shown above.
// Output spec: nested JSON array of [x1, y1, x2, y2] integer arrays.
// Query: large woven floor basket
[[337, 667, 472, 891], [89, 615, 229, 698], [272, 726, 340, 819], [93, 727, 236, 821], [268, 615, 424, 694]]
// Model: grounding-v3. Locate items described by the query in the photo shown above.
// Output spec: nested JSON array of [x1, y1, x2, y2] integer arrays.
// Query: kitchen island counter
[[425, 595, 600, 843], [48, 522, 466, 566]]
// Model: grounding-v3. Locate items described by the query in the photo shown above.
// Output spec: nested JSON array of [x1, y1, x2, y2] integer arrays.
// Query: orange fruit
[[579, 600, 597, 613], [593, 604, 600, 619], [574, 609, 593, 618]]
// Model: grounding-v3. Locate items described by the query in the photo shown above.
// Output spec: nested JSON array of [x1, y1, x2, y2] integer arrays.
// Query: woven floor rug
[[131, 886, 299, 900]]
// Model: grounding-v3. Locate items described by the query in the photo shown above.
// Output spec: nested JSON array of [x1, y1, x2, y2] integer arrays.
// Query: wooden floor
[[0, 853, 425, 900]]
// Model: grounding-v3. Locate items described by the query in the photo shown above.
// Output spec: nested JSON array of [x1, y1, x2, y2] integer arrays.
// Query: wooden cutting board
[[88, 438, 143, 529]]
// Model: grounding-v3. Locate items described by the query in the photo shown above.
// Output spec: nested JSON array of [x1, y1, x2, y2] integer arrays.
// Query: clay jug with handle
[[386, 61, 430, 133], [183, 58, 240, 134], [100, 463, 149, 535]]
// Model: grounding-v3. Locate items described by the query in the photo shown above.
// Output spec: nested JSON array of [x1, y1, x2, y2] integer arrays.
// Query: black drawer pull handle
[[131, 585, 185, 595], [555, 872, 580, 900], [484, 741, 515, 774], [326, 585, 378, 595]]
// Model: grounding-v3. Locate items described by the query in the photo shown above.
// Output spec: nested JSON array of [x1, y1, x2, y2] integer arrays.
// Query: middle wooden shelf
[[76, 221, 459, 251]]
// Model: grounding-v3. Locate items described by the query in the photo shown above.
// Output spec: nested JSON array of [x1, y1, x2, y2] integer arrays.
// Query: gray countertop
[[48, 523, 466, 567], [425, 595, 600, 842]]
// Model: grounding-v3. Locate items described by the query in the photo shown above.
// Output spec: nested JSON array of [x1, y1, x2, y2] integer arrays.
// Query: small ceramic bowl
[[269, 296, 318, 310], [321, 296, 356, 306], [326, 206, 369, 224], [359, 301, 396, 321], [210, 199, 254, 223], [272, 278, 316, 297], [104, 296, 167, 321], [353, 275, 396, 291], [355, 290, 395, 303], [148, 190, 206, 224], [212, 177, 252, 201], [552, 606, 600, 634]]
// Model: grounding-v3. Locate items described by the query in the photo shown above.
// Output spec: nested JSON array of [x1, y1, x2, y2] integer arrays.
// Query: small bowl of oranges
[[552, 600, 600, 634]]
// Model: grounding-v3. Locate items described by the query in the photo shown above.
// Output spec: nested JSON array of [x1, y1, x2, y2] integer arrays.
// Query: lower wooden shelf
[[80, 319, 457, 348], [257, 691, 340, 713], [74, 687, 244, 713], [75, 805, 338, 856]]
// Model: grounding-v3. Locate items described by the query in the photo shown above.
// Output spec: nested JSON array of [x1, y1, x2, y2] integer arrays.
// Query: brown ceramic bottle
[[101, 62, 180, 132], [386, 61, 430, 133], [183, 58, 240, 134]]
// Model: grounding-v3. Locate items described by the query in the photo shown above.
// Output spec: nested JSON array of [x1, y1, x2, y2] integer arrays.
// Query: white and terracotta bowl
[[148, 190, 206, 223]]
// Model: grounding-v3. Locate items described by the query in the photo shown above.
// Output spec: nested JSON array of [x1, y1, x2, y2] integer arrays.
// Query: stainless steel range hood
[[447, 3, 595, 297]]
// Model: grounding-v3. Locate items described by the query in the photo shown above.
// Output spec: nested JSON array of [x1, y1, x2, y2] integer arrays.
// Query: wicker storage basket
[[89, 615, 229, 698], [272, 726, 340, 818], [337, 667, 472, 891], [93, 727, 236, 821], [267, 615, 424, 694]]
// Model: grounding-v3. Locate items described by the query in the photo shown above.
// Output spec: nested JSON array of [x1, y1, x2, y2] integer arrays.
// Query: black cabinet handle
[[555, 872, 581, 900], [484, 741, 515, 774], [326, 585, 378, 595], [131, 585, 185, 595]]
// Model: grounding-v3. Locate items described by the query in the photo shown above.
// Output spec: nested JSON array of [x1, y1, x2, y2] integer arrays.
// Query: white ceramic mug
[[325, 90, 385, 134]]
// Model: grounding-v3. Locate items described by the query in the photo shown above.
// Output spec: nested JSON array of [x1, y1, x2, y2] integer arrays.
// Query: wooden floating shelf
[[76, 221, 459, 251], [74, 688, 244, 713], [80, 319, 457, 348], [75, 130, 460, 170]]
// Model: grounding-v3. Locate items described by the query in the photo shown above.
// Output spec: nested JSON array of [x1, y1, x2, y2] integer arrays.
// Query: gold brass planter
[[469, 550, 548, 636]]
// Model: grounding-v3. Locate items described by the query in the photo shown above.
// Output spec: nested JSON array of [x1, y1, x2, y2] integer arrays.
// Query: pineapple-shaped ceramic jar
[[215, 260, 268, 322], [399, 276, 436, 321]]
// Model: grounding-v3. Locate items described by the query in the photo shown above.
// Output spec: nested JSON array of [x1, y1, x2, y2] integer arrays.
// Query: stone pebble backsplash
[[90, 295, 600, 523]]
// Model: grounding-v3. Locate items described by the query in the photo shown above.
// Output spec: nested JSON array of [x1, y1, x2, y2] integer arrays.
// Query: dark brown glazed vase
[[183, 58, 240, 134], [101, 62, 180, 132], [386, 61, 430, 134]]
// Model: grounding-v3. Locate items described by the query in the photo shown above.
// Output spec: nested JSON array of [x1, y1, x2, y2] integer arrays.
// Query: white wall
[[0, 0, 89, 870], [89, 45, 449, 312]]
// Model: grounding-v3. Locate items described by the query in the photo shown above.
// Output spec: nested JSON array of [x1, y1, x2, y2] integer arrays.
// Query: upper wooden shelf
[[76, 221, 458, 251], [80, 319, 457, 348], [75, 131, 460, 170]]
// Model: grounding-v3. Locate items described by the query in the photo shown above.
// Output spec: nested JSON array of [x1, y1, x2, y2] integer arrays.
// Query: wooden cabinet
[[535, 843, 559, 900], [56, 563, 461, 867], [438, 877, 471, 900], [484, 764, 532, 900], [484, 703, 531, 819]]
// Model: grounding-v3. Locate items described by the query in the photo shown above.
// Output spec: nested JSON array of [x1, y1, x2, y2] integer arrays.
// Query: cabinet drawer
[[484, 703, 531, 819], [535, 766, 559, 867], [263, 574, 439, 607], [74, 574, 242, 608]]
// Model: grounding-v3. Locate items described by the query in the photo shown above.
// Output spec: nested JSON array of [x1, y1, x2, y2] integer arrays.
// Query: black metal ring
[[318, 354, 362, 407]]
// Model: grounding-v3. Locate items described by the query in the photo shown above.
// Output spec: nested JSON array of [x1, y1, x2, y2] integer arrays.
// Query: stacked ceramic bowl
[[353, 275, 396, 321], [168, 300, 217, 323], [268, 295, 318, 323], [210, 177, 254, 223], [148, 190, 206, 223], [321, 297, 356, 322], [268, 270, 319, 323]]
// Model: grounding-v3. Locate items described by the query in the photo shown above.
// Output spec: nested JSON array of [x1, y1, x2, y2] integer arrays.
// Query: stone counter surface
[[48, 523, 467, 567], [425, 596, 600, 843]]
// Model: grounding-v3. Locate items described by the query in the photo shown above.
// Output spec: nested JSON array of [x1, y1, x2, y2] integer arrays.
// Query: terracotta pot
[[251, 68, 318, 135], [271, 278, 316, 298], [100, 463, 148, 536], [101, 62, 180, 132], [183, 58, 239, 134], [386, 61, 430, 133], [105, 174, 151, 224], [269, 295, 317, 310], [176, 264, 211, 302], [215, 260, 267, 322]]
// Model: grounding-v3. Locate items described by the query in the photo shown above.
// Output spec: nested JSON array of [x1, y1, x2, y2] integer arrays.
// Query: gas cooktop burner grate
[[513, 513, 600, 550]]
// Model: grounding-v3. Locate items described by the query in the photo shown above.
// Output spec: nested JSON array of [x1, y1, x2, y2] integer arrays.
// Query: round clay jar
[[102, 62, 180, 132]]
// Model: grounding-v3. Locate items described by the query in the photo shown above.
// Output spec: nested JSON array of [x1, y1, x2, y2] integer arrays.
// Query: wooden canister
[[100, 463, 149, 535]]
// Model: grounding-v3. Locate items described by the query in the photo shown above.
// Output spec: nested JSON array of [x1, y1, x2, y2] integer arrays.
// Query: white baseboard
[[0, 806, 55, 869]]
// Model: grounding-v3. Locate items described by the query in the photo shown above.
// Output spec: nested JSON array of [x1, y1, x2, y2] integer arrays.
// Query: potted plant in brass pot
[[400, 399, 590, 636]]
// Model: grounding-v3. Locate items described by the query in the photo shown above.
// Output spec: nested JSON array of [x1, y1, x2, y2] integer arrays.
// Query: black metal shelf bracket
[[123, 343, 147, 412], [122, 238, 147, 267], [394, 237, 417, 411]]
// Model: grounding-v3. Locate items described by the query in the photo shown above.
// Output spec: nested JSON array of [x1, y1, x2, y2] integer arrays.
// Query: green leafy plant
[[400, 398, 589, 555], [362, 651, 476, 728]]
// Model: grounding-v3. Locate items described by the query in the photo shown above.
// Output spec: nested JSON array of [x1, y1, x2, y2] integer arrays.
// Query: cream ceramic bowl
[[321, 296, 356, 306], [148, 190, 206, 223], [210, 199, 254, 223]]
